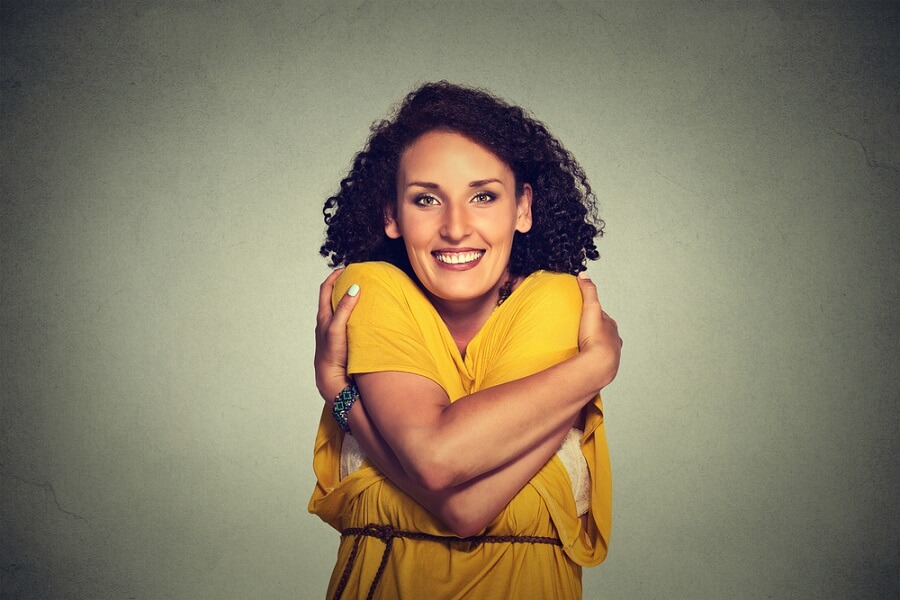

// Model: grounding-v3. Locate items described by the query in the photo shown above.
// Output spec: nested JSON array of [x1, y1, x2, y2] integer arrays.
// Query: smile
[[432, 250, 485, 268]]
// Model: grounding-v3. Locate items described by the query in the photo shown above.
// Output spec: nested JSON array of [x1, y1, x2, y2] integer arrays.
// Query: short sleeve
[[476, 271, 583, 389], [333, 262, 447, 389]]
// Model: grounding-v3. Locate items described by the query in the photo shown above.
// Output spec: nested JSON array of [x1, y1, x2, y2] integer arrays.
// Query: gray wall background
[[2, 1, 897, 598]]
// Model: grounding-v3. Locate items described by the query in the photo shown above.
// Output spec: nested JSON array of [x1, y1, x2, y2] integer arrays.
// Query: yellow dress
[[309, 262, 612, 600]]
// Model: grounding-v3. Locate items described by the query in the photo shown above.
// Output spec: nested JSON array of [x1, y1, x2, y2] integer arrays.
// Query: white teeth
[[434, 251, 483, 265]]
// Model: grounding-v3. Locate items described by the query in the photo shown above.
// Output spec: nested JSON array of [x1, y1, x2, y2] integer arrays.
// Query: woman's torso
[[309, 262, 612, 599]]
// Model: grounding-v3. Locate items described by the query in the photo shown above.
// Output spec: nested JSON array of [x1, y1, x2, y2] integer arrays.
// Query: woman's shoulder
[[515, 270, 582, 310], [528, 270, 579, 286], [341, 260, 407, 281], [334, 262, 424, 307]]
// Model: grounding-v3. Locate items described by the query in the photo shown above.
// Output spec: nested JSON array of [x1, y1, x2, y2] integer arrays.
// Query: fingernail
[[578, 271, 590, 280], [347, 284, 360, 297]]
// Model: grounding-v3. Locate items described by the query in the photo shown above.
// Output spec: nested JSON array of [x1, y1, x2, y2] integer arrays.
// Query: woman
[[310, 82, 622, 599]]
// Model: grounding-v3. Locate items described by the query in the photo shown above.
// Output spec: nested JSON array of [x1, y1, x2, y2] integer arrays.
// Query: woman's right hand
[[314, 268, 361, 405], [575, 271, 622, 391]]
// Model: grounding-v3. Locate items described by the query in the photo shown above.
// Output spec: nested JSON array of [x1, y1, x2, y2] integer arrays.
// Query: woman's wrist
[[331, 382, 360, 433], [567, 350, 609, 399], [575, 345, 618, 393], [318, 376, 353, 408]]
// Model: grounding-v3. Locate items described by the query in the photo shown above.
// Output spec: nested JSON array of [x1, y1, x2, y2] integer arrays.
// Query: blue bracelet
[[332, 383, 359, 434]]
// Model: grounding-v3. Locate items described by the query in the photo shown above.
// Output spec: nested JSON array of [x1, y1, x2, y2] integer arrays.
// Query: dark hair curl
[[320, 81, 603, 295]]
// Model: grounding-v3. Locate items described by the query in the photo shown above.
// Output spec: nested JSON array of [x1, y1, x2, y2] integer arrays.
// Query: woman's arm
[[347, 398, 575, 537], [315, 269, 621, 492], [353, 351, 597, 491]]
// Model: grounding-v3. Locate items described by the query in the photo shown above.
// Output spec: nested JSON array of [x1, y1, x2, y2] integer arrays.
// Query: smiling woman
[[386, 131, 533, 345], [310, 82, 622, 599]]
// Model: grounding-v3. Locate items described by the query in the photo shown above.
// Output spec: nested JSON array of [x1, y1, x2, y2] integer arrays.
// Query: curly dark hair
[[320, 81, 603, 299]]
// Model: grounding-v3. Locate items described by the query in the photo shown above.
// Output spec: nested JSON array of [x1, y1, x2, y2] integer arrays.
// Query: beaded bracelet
[[332, 383, 360, 434]]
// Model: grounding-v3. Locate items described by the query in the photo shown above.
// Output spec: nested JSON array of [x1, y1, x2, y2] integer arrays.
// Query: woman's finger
[[604, 312, 618, 330], [576, 271, 602, 311], [317, 268, 346, 322], [330, 283, 360, 332]]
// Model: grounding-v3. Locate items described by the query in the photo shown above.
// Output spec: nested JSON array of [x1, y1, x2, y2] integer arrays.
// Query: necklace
[[497, 276, 516, 306]]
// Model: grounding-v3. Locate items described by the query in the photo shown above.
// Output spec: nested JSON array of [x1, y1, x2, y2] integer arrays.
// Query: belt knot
[[362, 523, 395, 542]]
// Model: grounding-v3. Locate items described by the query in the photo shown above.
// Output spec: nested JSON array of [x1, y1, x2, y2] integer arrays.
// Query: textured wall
[[2, 1, 897, 598]]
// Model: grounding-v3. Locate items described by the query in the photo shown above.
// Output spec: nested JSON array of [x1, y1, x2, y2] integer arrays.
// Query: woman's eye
[[472, 192, 496, 203], [414, 195, 439, 206]]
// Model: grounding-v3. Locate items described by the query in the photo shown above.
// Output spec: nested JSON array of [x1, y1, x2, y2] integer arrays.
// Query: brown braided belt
[[333, 523, 563, 600]]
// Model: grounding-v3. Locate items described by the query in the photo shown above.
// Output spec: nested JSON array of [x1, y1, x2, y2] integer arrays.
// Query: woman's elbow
[[406, 447, 463, 491], [435, 493, 496, 538], [440, 507, 491, 538], [449, 519, 489, 539]]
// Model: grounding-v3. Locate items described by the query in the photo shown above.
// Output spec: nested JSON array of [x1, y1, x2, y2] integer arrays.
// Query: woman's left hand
[[314, 268, 361, 406]]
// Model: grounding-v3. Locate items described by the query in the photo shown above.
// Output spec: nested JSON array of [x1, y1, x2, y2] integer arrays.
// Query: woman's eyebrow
[[405, 178, 504, 189], [469, 178, 502, 187]]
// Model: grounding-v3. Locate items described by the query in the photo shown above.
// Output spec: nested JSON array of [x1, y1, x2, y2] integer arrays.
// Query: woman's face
[[386, 130, 532, 308]]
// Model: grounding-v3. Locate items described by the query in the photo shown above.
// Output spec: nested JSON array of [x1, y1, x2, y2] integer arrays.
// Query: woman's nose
[[440, 204, 471, 241]]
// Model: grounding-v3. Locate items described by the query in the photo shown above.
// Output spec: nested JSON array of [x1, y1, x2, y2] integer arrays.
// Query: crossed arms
[[314, 267, 621, 536]]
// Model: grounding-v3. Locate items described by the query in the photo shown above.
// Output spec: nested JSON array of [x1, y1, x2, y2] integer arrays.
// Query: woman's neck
[[428, 275, 521, 358], [431, 295, 496, 357]]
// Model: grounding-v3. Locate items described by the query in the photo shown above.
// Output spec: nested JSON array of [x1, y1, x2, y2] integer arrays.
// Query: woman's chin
[[421, 279, 502, 307], [410, 258, 507, 307]]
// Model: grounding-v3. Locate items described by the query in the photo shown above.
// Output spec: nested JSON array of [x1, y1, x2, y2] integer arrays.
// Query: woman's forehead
[[397, 131, 514, 187]]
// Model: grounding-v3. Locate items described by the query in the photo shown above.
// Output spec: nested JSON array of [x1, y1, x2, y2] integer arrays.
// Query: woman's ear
[[516, 183, 533, 233], [384, 206, 402, 239]]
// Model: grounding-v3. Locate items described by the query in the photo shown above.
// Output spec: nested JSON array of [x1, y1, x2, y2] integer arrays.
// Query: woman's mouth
[[432, 249, 485, 270]]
